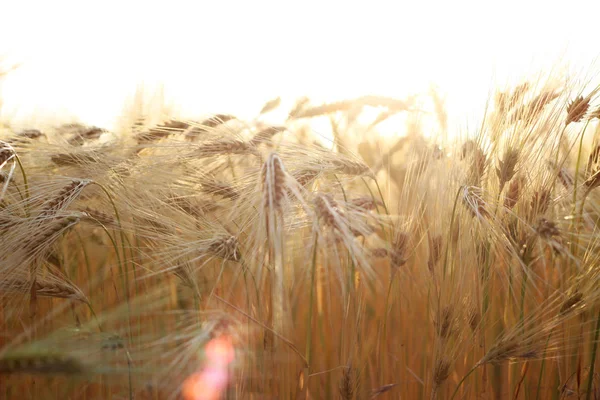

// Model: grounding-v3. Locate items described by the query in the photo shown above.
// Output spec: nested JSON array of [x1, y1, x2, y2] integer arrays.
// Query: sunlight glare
[[1, 0, 599, 138]]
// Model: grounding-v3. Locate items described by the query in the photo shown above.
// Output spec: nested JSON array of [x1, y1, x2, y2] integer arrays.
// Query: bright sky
[[1, 0, 599, 131]]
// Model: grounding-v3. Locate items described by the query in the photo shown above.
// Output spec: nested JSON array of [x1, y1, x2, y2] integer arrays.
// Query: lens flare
[[182, 335, 235, 400]]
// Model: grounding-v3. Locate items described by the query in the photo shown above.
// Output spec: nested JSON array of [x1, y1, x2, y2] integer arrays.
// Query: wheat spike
[[391, 232, 409, 268], [504, 175, 524, 209], [206, 235, 241, 262], [196, 139, 257, 158], [566, 95, 590, 125], [0, 352, 86, 375], [262, 153, 287, 212], [199, 177, 239, 200], [496, 147, 519, 190], [433, 357, 451, 386], [560, 291, 584, 315], [0, 278, 88, 303], [39, 179, 91, 216]]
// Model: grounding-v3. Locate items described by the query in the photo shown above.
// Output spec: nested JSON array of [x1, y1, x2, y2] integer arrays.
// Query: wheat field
[[2, 71, 600, 399]]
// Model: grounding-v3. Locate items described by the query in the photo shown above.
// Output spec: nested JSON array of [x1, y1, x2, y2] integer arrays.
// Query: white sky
[[1, 0, 599, 130]]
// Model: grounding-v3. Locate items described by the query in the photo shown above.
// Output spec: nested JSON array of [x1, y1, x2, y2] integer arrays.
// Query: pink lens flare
[[205, 335, 235, 366], [182, 335, 235, 400]]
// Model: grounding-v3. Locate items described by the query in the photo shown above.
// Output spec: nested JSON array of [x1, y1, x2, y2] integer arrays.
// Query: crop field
[[2, 58, 600, 399]]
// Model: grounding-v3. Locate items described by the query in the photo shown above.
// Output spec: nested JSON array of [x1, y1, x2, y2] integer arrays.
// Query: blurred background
[[0, 0, 599, 133]]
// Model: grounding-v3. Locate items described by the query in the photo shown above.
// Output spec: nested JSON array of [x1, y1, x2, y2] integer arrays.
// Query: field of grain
[[2, 72, 600, 399]]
